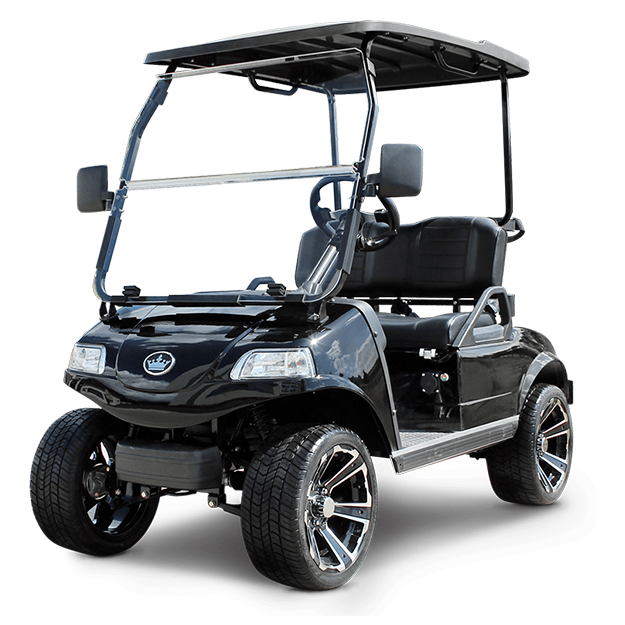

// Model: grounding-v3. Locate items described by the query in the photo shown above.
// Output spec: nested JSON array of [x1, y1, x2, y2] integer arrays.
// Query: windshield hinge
[[306, 300, 328, 325], [266, 283, 287, 299], [123, 285, 142, 298], [99, 301, 118, 323]]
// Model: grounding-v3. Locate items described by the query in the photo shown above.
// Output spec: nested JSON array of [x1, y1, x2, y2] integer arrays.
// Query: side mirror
[[77, 165, 114, 213], [368, 144, 423, 197]]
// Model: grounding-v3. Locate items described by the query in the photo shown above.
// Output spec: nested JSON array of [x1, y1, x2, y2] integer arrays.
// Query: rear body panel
[[386, 326, 562, 432]]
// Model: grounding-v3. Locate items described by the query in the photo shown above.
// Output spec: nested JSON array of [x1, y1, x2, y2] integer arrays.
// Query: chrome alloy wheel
[[535, 396, 571, 494], [241, 425, 377, 589], [305, 444, 373, 572]]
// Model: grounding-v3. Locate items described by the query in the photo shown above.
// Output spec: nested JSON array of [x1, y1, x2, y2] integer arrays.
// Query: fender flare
[[518, 351, 571, 411], [316, 379, 397, 454]]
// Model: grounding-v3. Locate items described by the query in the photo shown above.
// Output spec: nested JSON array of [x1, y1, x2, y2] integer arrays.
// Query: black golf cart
[[31, 22, 573, 590]]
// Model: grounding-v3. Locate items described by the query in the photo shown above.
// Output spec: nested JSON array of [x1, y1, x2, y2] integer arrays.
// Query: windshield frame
[[93, 48, 378, 312]]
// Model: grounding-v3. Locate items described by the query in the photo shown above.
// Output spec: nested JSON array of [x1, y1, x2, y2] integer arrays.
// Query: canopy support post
[[499, 70, 514, 226]]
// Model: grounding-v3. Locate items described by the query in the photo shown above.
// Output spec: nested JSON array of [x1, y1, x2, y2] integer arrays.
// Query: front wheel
[[241, 425, 377, 590], [30, 408, 159, 555], [486, 384, 573, 505]]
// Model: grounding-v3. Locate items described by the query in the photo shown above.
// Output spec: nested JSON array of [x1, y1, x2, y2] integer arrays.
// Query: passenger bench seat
[[296, 216, 508, 350]]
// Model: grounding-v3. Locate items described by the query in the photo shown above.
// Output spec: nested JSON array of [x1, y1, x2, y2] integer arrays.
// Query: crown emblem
[[143, 351, 175, 376], [147, 355, 170, 371]]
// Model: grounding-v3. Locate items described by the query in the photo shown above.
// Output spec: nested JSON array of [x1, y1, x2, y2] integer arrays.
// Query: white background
[[7, 6, 625, 625]]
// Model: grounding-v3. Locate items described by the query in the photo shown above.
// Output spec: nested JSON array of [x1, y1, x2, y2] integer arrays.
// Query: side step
[[391, 415, 518, 474]]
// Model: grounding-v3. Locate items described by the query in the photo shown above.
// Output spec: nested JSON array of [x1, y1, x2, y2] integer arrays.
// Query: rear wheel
[[486, 384, 573, 505], [241, 425, 377, 590], [30, 408, 159, 555]]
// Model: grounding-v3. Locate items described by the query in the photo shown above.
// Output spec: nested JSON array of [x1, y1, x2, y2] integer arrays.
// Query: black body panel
[[65, 300, 398, 450], [385, 327, 560, 434], [457, 329, 531, 429], [66, 295, 565, 457]]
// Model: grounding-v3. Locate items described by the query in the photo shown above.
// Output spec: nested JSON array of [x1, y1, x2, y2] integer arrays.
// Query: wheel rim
[[82, 435, 152, 538], [305, 444, 373, 573], [535, 397, 571, 493]]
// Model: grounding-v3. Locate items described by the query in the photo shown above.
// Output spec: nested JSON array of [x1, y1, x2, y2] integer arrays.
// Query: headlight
[[68, 344, 106, 375], [230, 348, 316, 380]]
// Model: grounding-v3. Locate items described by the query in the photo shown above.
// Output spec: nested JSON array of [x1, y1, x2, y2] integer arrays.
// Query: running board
[[391, 416, 519, 474]]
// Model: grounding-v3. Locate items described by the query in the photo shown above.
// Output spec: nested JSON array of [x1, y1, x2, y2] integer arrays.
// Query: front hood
[[115, 306, 266, 393]]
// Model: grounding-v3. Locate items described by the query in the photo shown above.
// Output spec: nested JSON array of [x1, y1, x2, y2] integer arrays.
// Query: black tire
[[30, 408, 159, 555], [486, 384, 573, 505], [241, 425, 377, 590]]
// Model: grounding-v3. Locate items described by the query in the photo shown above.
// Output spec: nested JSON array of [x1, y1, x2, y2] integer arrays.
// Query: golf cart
[[30, 22, 573, 590]]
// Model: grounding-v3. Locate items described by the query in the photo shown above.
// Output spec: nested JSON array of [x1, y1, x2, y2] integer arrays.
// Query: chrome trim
[[125, 165, 357, 191], [459, 391, 514, 407]]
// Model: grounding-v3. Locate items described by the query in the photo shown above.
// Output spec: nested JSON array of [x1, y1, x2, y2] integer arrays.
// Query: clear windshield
[[106, 51, 370, 296]]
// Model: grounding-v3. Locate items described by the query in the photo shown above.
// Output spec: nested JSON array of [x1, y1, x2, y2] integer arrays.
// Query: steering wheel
[[309, 176, 356, 238], [310, 177, 400, 250]]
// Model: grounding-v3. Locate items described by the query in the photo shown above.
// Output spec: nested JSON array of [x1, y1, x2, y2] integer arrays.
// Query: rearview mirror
[[77, 165, 114, 212], [368, 144, 423, 197]]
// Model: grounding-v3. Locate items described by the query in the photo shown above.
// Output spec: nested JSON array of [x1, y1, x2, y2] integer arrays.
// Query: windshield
[[104, 50, 371, 298]]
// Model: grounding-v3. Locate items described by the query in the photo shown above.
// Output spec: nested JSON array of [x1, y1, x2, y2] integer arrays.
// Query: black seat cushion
[[378, 310, 496, 350]]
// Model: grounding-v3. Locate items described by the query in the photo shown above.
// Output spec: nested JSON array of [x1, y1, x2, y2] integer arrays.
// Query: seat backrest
[[295, 216, 507, 299]]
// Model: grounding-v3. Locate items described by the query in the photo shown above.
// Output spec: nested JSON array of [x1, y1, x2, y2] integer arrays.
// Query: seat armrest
[[452, 286, 513, 348]]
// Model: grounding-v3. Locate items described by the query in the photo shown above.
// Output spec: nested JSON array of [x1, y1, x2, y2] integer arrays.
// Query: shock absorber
[[249, 404, 271, 440]]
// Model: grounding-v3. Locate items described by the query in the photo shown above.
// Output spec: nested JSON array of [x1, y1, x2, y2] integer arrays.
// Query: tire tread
[[486, 384, 571, 505], [30, 408, 158, 555], [241, 424, 374, 590]]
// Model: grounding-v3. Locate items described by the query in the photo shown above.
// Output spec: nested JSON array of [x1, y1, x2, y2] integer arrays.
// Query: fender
[[518, 351, 572, 410], [231, 298, 400, 452]]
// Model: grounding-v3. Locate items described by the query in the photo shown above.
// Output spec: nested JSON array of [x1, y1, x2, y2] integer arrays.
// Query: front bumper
[[115, 439, 222, 490]]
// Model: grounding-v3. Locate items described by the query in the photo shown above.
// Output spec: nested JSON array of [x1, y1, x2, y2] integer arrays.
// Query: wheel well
[[264, 390, 392, 457], [534, 361, 567, 391], [529, 360, 572, 404]]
